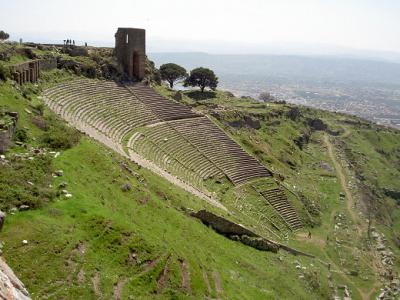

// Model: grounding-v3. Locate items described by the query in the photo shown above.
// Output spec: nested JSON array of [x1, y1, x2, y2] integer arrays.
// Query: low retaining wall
[[192, 209, 315, 257]]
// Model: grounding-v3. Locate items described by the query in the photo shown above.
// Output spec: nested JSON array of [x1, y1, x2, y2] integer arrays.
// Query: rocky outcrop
[[384, 188, 400, 202], [192, 210, 278, 253], [0, 258, 31, 300], [231, 235, 279, 253], [191, 210, 314, 256], [228, 115, 261, 130], [307, 118, 327, 131], [191, 210, 258, 237], [287, 107, 301, 121]]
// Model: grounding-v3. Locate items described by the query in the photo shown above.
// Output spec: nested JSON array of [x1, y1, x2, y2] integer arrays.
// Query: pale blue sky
[[1, 0, 400, 54]]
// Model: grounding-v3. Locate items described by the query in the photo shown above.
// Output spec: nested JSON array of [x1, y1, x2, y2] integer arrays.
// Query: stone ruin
[[191, 210, 280, 253], [114, 27, 146, 80], [11, 58, 57, 85]]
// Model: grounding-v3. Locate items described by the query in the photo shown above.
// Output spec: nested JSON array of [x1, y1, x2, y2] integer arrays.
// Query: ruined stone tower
[[114, 28, 146, 80]]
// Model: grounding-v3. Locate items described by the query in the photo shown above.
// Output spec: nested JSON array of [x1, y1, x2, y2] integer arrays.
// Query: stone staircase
[[259, 188, 303, 231]]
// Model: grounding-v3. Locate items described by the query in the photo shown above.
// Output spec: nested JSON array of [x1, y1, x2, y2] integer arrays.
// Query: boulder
[[58, 182, 68, 189], [18, 205, 29, 211], [54, 170, 64, 177], [0, 211, 5, 231], [64, 46, 89, 57], [0, 257, 31, 300], [121, 183, 132, 192]]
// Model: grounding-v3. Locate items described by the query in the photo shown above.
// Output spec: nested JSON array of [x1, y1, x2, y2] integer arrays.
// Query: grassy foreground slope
[[1, 73, 335, 299], [0, 58, 399, 298]]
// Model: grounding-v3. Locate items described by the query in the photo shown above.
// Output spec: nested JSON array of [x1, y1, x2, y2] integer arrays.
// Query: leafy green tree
[[259, 91, 275, 102], [159, 63, 187, 88], [0, 31, 9, 41], [184, 67, 218, 92]]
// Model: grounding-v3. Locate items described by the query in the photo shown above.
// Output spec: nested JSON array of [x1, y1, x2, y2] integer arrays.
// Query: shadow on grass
[[185, 90, 217, 101]]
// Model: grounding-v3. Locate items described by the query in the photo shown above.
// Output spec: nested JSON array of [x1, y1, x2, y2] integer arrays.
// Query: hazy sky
[[1, 0, 400, 54]]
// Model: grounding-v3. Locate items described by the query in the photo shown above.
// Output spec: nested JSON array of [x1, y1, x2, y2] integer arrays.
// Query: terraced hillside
[[43, 79, 301, 230]]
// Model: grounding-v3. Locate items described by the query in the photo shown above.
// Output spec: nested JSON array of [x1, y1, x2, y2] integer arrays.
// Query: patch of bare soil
[[66, 241, 87, 283], [77, 268, 85, 284], [113, 278, 128, 300], [179, 259, 191, 293], [156, 256, 172, 293], [212, 271, 223, 295], [202, 269, 212, 295], [91, 271, 102, 298], [143, 256, 161, 273]]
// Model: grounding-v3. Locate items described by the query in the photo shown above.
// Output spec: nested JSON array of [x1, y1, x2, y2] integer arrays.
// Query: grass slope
[[0, 70, 399, 299], [1, 76, 332, 299]]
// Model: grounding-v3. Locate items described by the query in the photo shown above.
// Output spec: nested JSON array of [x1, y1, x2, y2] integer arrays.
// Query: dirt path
[[295, 232, 326, 247], [113, 278, 127, 300], [323, 135, 360, 226], [91, 271, 102, 298], [202, 269, 212, 296], [179, 259, 191, 293], [323, 134, 381, 300], [212, 271, 223, 295], [156, 256, 172, 293]]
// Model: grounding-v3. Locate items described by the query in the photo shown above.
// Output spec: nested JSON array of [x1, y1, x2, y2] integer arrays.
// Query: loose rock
[[0, 211, 5, 232]]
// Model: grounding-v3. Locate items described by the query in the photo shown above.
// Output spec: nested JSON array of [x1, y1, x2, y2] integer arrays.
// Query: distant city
[[151, 52, 400, 130], [218, 81, 400, 130]]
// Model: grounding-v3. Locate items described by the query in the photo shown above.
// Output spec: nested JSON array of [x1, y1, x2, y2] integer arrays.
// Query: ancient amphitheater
[[42, 79, 303, 232]]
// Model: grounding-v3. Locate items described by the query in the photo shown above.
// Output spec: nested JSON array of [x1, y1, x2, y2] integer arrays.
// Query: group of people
[[63, 39, 88, 47], [64, 39, 75, 46]]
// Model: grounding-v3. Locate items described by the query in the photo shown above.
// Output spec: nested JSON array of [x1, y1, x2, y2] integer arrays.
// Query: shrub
[[33, 103, 45, 116], [14, 128, 28, 142], [0, 155, 55, 210], [0, 63, 10, 81], [40, 121, 80, 150]]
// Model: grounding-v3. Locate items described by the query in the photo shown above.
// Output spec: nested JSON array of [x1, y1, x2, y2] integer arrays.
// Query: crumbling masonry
[[114, 28, 146, 80], [11, 58, 57, 85]]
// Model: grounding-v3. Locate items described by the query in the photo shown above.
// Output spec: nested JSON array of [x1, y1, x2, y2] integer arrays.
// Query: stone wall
[[114, 27, 146, 80], [11, 58, 57, 85], [39, 58, 57, 71]]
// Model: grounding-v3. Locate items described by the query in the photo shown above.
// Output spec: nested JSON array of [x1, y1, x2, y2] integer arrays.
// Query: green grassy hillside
[[0, 46, 399, 299]]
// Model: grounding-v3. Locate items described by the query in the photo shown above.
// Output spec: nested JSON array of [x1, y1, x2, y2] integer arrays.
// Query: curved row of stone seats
[[44, 79, 271, 188], [260, 188, 303, 230], [129, 133, 204, 189], [138, 123, 223, 181], [44, 80, 161, 143], [127, 84, 200, 121], [171, 117, 272, 185]]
